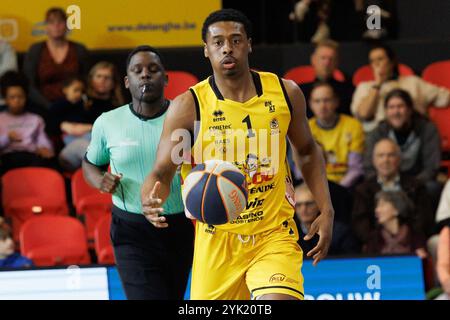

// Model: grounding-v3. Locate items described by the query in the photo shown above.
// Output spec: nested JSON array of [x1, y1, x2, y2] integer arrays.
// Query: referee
[[82, 45, 194, 300]]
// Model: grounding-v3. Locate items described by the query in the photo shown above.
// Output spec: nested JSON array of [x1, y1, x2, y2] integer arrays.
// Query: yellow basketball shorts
[[190, 219, 304, 300]]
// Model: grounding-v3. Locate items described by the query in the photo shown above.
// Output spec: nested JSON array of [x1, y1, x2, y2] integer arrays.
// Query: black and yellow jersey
[[181, 71, 296, 235]]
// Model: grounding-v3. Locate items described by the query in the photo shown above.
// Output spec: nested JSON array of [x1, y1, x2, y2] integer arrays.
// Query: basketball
[[182, 160, 248, 225]]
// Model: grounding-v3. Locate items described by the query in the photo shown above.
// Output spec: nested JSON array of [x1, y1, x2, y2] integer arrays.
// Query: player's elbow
[[296, 138, 322, 167], [297, 137, 317, 157]]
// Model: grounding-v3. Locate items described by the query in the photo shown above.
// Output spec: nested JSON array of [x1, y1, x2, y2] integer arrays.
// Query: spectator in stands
[[289, 0, 331, 43], [58, 62, 123, 171], [290, 140, 354, 224], [0, 72, 54, 173], [364, 89, 442, 216], [435, 223, 450, 300], [351, 44, 450, 132], [0, 40, 18, 107], [364, 190, 427, 258], [289, 0, 363, 42], [299, 40, 354, 117], [352, 138, 434, 246], [435, 180, 450, 231], [0, 218, 33, 269], [427, 180, 450, 276], [48, 76, 86, 139], [86, 61, 125, 110], [308, 82, 364, 189], [294, 183, 360, 255], [364, 89, 441, 186], [23, 7, 89, 109]]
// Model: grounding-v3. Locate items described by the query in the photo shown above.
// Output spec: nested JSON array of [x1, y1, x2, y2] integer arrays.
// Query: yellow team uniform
[[181, 71, 304, 300], [309, 114, 365, 184]]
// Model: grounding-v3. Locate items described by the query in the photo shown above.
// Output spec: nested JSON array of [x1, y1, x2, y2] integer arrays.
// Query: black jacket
[[363, 113, 441, 183], [23, 41, 90, 109]]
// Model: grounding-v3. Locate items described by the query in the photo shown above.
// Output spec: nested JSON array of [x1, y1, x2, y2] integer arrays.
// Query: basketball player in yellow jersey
[[141, 8, 334, 300]]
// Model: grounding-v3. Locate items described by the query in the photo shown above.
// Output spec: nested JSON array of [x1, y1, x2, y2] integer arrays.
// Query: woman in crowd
[[23, 7, 89, 109]]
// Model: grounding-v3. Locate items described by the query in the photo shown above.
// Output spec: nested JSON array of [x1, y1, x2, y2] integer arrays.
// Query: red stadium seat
[[422, 60, 450, 176], [422, 60, 450, 89], [1, 167, 69, 242], [429, 107, 450, 176], [71, 169, 112, 245], [429, 107, 450, 151], [352, 64, 415, 86], [71, 168, 99, 207], [20, 215, 91, 267], [94, 214, 115, 265], [283, 65, 345, 84], [165, 71, 199, 100]]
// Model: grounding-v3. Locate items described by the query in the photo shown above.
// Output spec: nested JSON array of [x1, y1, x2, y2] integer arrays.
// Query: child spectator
[[0, 72, 54, 173], [48, 76, 89, 142], [57, 62, 122, 172], [0, 218, 33, 269]]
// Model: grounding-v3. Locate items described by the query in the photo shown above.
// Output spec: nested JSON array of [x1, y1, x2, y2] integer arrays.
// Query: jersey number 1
[[242, 115, 255, 138]]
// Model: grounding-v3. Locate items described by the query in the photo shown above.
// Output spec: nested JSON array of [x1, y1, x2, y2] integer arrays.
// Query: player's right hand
[[142, 181, 168, 228], [99, 172, 122, 194]]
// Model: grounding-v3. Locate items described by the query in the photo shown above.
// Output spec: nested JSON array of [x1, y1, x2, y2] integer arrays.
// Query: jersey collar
[[209, 70, 263, 101]]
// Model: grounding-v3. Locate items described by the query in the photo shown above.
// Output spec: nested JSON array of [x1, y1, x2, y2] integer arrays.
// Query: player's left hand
[[304, 210, 334, 266]]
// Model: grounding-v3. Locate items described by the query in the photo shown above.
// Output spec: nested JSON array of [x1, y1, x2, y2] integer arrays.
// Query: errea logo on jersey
[[212, 109, 226, 122]]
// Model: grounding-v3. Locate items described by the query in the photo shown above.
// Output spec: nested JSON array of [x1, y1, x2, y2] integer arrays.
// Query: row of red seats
[[283, 60, 450, 87], [122, 66, 450, 158], [2, 167, 114, 266], [284, 59, 450, 176]]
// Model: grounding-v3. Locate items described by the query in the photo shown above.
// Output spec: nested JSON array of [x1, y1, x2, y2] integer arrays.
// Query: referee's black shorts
[[110, 205, 194, 300]]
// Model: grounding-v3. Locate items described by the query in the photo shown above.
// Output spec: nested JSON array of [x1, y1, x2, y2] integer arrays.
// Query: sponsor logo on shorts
[[269, 273, 298, 284], [205, 224, 216, 235], [269, 273, 286, 283]]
